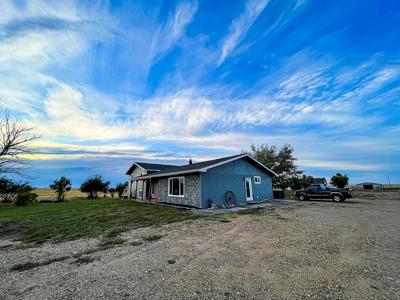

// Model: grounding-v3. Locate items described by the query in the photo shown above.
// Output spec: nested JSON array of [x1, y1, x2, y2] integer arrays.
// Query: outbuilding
[[355, 182, 383, 190]]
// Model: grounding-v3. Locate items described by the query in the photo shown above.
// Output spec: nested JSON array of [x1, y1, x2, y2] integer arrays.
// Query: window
[[254, 176, 261, 184], [168, 177, 185, 197], [310, 185, 321, 191]]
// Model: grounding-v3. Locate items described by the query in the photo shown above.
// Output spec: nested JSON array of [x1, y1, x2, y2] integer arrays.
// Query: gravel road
[[1, 192, 399, 299]]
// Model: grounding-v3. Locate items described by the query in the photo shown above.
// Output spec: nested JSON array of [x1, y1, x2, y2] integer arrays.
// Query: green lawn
[[0, 199, 197, 244]]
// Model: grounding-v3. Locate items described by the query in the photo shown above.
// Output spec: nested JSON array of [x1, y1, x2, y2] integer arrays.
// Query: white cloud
[[219, 0, 269, 64], [149, 1, 198, 65], [298, 159, 386, 171], [0, 0, 117, 118]]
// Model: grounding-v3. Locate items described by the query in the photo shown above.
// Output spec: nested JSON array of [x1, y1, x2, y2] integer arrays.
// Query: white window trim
[[254, 176, 261, 184], [168, 176, 185, 197]]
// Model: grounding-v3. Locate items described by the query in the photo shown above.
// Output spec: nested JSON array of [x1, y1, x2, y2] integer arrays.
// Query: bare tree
[[0, 109, 39, 176]]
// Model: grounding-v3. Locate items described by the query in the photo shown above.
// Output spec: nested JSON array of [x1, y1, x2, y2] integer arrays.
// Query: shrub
[[0, 177, 21, 203], [15, 190, 38, 206]]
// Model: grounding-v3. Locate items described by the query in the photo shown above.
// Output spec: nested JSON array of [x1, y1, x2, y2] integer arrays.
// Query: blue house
[[126, 154, 277, 209]]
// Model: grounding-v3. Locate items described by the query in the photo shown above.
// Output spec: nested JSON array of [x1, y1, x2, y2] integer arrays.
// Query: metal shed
[[355, 182, 383, 190]]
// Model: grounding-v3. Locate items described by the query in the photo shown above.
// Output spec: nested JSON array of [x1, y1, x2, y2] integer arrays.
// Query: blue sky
[[1, 0, 399, 187]]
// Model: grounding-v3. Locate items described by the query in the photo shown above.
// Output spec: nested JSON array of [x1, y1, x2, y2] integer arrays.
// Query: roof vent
[[188, 158, 192, 165]]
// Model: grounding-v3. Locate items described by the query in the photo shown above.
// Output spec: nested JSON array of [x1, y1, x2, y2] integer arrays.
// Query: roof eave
[[126, 162, 147, 175], [133, 169, 206, 180], [201, 154, 278, 177]]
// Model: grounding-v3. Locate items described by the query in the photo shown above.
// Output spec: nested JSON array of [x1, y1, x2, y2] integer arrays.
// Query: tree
[[108, 187, 116, 198], [50, 176, 72, 202], [289, 175, 314, 190], [330, 173, 349, 188], [246, 144, 302, 189], [0, 176, 21, 203], [0, 108, 39, 176], [80, 176, 109, 199], [115, 182, 128, 198]]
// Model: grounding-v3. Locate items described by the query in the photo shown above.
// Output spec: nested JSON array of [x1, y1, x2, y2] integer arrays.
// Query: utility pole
[[387, 176, 391, 186]]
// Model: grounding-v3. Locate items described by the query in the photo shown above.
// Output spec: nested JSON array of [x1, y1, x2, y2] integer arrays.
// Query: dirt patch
[[0, 220, 31, 239], [1, 193, 399, 299]]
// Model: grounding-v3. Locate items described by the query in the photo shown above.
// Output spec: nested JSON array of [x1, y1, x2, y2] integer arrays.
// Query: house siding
[[129, 166, 147, 198], [200, 158, 273, 208], [157, 173, 201, 208]]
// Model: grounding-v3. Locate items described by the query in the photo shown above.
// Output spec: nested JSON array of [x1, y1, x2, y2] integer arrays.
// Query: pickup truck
[[295, 184, 352, 202]]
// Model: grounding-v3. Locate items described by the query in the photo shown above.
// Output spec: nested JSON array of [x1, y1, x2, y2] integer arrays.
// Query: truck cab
[[296, 184, 352, 202]]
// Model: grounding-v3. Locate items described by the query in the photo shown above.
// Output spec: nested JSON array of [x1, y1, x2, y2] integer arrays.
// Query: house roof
[[312, 177, 327, 184], [355, 182, 382, 185], [130, 154, 278, 180], [126, 162, 179, 175]]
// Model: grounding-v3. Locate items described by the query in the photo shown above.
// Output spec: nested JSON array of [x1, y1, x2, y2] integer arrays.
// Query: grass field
[[33, 188, 127, 201], [0, 199, 197, 244], [34, 188, 87, 201]]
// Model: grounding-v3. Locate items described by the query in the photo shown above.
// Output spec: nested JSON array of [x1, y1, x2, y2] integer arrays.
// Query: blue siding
[[200, 158, 273, 208]]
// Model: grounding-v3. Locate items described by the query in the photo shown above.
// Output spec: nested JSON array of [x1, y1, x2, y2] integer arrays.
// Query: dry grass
[[34, 188, 86, 201], [33, 188, 127, 201]]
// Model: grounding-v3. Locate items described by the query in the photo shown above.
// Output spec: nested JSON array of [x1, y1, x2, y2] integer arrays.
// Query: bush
[[15, 190, 38, 206], [0, 177, 20, 203], [0, 178, 37, 205]]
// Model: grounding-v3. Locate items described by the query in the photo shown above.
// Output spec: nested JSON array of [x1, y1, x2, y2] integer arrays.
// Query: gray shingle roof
[[126, 162, 179, 175], [129, 154, 277, 179]]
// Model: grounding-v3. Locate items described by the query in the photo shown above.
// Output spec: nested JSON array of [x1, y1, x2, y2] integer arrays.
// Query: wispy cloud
[[151, 1, 198, 63], [1, 0, 399, 185], [218, 0, 269, 65]]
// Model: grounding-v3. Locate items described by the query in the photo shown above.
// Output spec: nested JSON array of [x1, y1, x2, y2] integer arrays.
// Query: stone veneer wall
[[157, 174, 201, 208]]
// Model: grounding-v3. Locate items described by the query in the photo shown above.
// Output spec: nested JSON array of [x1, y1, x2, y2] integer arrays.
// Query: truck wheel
[[331, 194, 343, 202], [297, 194, 306, 201]]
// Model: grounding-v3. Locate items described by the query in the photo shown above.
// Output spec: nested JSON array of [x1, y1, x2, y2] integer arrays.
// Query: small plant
[[143, 234, 163, 242], [49, 176, 72, 202]]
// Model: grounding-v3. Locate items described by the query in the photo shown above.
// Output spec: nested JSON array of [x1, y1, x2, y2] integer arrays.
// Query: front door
[[245, 178, 253, 201]]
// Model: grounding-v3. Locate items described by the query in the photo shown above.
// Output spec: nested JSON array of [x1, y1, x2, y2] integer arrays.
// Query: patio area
[[191, 199, 297, 215]]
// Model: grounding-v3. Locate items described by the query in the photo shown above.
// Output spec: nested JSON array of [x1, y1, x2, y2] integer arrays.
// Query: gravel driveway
[[1, 192, 399, 299]]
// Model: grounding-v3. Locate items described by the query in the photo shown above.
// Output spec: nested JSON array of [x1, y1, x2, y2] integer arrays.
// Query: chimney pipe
[[189, 158, 192, 165]]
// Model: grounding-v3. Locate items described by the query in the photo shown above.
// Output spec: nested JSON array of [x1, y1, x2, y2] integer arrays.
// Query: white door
[[245, 178, 253, 201]]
